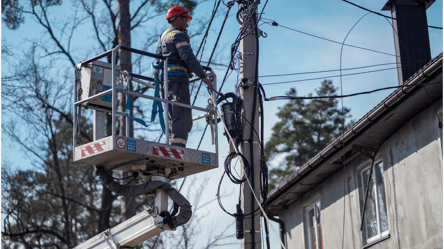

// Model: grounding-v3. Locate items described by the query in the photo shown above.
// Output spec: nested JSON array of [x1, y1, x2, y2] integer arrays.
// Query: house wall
[[279, 100, 442, 249]]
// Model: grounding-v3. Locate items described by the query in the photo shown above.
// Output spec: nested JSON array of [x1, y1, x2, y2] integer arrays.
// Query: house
[[265, 0, 443, 248]]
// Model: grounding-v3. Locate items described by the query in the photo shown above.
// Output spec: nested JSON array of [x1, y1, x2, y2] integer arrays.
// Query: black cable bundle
[[225, 152, 250, 184]]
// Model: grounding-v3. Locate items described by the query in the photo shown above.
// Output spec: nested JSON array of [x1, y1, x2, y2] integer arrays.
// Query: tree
[[264, 80, 352, 190], [2, 0, 228, 247]]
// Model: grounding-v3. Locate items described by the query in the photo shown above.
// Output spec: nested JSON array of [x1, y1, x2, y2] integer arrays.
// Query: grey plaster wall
[[279, 100, 442, 249]]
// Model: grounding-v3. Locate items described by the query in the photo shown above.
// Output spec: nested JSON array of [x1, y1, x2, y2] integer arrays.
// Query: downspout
[[269, 216, 286, 248]]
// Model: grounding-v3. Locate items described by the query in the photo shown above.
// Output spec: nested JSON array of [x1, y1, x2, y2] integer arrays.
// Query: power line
[[265, 81, 442, 101], [342, 0, 443, 30], [192, 2, 234, 106], [262, 18, 397, 57], [262, 18, 439, 65], [196, 0, 222, 58], [252, 61, 429, 79], [261, 66, 398, 85]]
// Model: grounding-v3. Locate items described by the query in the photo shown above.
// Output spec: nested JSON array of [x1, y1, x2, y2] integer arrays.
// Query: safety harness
[[150, 27, 186, 134]]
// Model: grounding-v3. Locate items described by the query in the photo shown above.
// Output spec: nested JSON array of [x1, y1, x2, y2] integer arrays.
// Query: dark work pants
[[163, 75, 192, 147]]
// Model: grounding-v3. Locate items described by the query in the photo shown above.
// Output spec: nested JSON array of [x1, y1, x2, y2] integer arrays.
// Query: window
[[305, 200, 323, 249], [358, 160, 389, 245]]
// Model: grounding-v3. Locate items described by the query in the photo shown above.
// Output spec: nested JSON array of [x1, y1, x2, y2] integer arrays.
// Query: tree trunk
[[118, 0, 136, 221]]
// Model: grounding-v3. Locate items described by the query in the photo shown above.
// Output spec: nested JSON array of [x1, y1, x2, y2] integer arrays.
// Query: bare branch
[[2, 228, 69, 245], [80, 0, 107, 52], [130, 0, 150, 22], [30, 3, 76, 66], [45, 191, 101, 214]]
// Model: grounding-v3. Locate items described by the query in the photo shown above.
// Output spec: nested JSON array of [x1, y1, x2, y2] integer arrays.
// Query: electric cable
[[252, 61, 424, 78], [191, 2, 234, 106], [196, 0, 222, 58], [342, 0, 443, 30], [225, 152, 250, 184], [191, 0, 223, 97], [262, 18, 397, 57], [210, 85, 285, 249], [262, 18, 440, 67], [261, 66, 399, 86], [265, 80, 442, 101], [249, 10, 259, 247], [244, 169, 286, 249]]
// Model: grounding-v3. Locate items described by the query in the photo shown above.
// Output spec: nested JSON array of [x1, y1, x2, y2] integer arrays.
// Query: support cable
[[339, 12, 371, 249], [342, 0, 443, 30]]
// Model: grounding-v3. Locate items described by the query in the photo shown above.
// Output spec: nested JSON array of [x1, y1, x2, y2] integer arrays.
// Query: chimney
[[382, 0, 435, 85]]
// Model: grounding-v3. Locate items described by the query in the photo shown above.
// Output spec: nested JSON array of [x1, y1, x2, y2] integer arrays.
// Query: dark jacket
[[156, 25, 207, 79]]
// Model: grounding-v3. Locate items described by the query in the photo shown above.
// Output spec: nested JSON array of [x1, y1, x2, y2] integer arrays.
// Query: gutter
[[269, 216, 286, 248], [267, 53, 443, 204]]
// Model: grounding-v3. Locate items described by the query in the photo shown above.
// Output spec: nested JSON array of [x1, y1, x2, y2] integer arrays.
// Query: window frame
[[357, 159, 390, 245], [304, 199, 323, 249]]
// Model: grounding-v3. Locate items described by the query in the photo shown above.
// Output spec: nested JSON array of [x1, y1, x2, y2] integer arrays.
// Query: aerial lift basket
[[73, 46, 218, 179]]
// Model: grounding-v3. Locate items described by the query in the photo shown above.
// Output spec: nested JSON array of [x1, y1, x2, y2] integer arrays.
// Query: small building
[[265, 1, 443, 248]]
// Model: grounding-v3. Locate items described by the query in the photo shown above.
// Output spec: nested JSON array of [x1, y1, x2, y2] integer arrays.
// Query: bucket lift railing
[[73, 45, 218, 175], [73, 46, 219, 248]]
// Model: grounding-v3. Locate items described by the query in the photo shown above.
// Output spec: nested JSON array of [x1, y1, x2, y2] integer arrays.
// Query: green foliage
[[264, 80, 352, 190], [2, 0, 24, 30]]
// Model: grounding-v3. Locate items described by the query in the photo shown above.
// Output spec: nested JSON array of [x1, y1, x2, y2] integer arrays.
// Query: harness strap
[[125, 93, 149, 127], [150, 77, 166, 134]]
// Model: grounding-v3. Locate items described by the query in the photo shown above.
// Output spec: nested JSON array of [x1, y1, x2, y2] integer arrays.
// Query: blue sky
[[2, 0, 442, 248]]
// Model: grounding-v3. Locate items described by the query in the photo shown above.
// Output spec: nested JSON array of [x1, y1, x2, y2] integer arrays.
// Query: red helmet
[[166, 6, 192, 21]]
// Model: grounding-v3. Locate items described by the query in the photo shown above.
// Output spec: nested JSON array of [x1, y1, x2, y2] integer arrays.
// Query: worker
[[155, 5, 214, 148]]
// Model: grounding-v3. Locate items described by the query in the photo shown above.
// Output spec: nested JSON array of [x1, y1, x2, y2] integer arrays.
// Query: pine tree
[[264, 80, 352, 190]]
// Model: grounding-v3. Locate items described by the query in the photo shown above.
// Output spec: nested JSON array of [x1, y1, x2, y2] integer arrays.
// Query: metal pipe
[[129, 72, 155, 82], [126, 110, 130, 138], [192, 113, 210, 121], [73, 66, 77, 159], [132, 78, 155, 89], [120, 46, 165, 60], [268, 216, 286, 248], [212, 70, 219, 159], [111, 46, 120, 149], [74, 89, 113, 106], [80, 49, 113, 66], [164, 58, 169, 144]]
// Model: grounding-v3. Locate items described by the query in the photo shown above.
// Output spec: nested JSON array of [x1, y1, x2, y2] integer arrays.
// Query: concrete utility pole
[[239, 5, 261, 249]]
